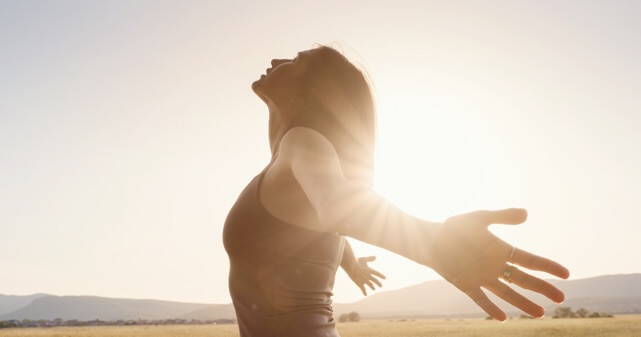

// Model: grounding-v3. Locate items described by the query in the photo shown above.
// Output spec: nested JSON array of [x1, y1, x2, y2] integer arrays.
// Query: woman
[[223, 45, 569, 337]]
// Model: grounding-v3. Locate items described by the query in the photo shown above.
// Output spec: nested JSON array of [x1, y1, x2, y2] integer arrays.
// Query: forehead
[[296, 49, 317, 59]]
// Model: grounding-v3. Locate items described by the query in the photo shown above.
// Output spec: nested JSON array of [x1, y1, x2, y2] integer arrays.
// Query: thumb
[[487, 208, 527, 225], [360, 256, 376, 263]]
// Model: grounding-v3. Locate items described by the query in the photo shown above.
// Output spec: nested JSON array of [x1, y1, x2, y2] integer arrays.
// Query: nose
[[270, 59, 289, 67]]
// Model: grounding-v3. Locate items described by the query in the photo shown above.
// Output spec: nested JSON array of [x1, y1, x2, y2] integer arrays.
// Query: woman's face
[[252, 49, 314, 108]]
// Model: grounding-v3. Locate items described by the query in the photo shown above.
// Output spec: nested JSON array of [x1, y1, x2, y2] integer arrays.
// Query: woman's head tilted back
[[253, 45, 376, 185]]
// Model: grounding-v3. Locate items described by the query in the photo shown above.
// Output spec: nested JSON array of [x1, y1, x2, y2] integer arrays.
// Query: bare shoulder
[[278, 126, 339, 162], [274, 126, 346, 188], [279, 126, 338, 157], [260, 127, 345, 229]]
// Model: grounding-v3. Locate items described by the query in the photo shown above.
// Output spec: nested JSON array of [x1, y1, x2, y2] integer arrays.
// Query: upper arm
[[276, 127, 351, 226]]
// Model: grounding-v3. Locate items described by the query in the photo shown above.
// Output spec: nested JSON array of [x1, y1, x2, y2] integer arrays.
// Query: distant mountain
[[0, 295, 212, 321], [334, 274, 641, 318], [549, 274, 641, 298], [0, 294, 49, 316], [1, 274, 639, 321], [544, 274, 641, 315]]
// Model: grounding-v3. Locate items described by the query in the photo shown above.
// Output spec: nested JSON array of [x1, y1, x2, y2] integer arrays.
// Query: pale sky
[[1, 0, 640, 305]]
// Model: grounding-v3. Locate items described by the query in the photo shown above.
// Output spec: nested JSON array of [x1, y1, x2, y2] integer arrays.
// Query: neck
[[268, 106, 290, 159]]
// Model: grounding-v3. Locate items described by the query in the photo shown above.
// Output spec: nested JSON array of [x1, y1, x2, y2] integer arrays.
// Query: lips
[[266, 68, 273, 75]]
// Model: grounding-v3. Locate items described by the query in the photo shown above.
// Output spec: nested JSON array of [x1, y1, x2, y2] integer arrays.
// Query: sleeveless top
[[223, 163, 345, 337]]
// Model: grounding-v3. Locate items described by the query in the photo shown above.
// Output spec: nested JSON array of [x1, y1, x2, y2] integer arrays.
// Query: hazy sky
[[1, 0, 640, 304]]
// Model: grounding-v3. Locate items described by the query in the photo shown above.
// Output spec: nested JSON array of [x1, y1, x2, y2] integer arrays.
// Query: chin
[[251, 83, 263, 98], [252, 76, 273, 99], [251, 75, 266, 92], [251, 82, 270, 104]]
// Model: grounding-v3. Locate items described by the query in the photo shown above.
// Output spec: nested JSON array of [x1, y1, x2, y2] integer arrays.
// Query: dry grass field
[[0, 315, 639, 337]]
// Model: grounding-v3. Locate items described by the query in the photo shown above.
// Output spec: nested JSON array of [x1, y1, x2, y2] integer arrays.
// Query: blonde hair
[[288, 45, 377, 185]]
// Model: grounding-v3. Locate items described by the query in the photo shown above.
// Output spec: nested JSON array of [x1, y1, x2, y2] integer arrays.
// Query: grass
[[0, 315, 639, 337]]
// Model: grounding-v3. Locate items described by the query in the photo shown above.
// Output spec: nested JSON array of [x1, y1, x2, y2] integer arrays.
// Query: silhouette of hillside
[[1, 274, 639, 320], [0, 294, 49, 316], [334, 274, 641, 318], [0, 295, 211, 321]]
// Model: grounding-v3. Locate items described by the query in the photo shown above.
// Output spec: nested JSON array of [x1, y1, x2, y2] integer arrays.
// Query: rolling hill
[[1, 274, 639, 321], [333, 273, 641, 318], [0, 295, 213, 321], [0, 294, 49, 317]]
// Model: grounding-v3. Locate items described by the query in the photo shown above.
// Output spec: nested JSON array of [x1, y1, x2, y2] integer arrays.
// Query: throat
[[268, 113, 288, 158]]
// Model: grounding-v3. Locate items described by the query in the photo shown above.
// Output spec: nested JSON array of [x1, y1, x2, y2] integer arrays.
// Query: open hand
[[345, 256, 386, 296], [427, 208, 570, 321]]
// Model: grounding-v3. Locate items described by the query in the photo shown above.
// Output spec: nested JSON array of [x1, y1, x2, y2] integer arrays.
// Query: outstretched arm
[[340, 239, 386, 296], [274, 127, 570, 321], [276, 127, 434, 264]]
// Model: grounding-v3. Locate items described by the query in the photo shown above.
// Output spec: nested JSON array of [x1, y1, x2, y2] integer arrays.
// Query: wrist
[[407, 220, 442, 268], [424, 221, 443, 268]]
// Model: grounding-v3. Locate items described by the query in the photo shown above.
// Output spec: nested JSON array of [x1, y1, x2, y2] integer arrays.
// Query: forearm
[[340, 239, 357, 271], [319, 183, 440, 267]]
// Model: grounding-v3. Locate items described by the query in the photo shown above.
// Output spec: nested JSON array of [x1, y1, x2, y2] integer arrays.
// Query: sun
[[372, 98, 494, 222], [330, 97, 496, 301]]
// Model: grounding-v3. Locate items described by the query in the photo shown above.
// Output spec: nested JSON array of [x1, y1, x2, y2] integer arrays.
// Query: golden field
[[0, 315, 640, 337]]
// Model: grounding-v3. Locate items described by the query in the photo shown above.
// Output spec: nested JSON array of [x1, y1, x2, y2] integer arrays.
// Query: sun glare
[[330, 94, 497, 301], [373, 96, 494, 222]]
